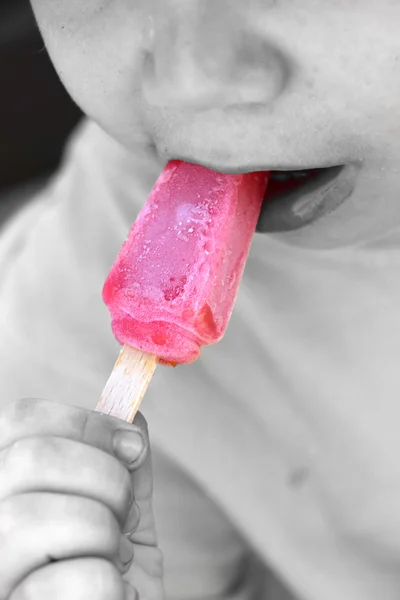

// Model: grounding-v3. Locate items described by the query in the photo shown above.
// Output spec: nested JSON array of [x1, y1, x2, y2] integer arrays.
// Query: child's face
[[31, 1, 400, 247]]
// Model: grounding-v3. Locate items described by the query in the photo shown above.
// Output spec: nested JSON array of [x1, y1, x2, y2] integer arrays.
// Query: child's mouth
[[257, 163, 360, 232]]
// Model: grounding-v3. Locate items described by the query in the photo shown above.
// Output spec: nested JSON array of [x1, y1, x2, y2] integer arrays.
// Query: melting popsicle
[[97, 160, 269, 422], [103, 160, 269, 365]]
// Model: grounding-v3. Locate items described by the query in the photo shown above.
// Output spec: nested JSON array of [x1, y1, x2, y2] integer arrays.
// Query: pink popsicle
[[103, 160, 269, 364]]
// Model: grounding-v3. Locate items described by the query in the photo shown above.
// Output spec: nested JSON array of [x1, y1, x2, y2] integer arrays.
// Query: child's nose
[[142, 0, 286, 111]]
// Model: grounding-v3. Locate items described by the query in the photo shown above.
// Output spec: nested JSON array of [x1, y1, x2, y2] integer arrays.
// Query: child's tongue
[[265, 170, 319, 199]]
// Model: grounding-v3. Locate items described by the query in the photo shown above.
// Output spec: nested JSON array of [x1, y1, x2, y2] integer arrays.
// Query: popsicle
[[97, 160, 269, 421]]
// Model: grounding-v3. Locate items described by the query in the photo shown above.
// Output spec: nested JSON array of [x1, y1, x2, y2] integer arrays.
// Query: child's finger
[[0, 398, 149, 470], [9, 558, 134, 600], [0, 493, 133, 599], [0, 436, 135, 525]]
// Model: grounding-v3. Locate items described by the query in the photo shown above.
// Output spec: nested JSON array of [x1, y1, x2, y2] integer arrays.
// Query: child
[[1, 1, 400, 598]]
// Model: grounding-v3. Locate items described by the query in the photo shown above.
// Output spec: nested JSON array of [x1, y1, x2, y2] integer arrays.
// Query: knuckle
[[6, 437, 58, 476], [118, 467, 134, 512], [0, 495, 27, 544], [0, 399, 51, 443], [2, 398, 48, 426], [13, 559, 125, 600], [91, 501, 121, 539], [92, 559, 125, 595]]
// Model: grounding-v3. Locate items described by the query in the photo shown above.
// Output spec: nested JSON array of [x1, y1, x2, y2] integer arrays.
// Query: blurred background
[[0, 0, 81, 204]]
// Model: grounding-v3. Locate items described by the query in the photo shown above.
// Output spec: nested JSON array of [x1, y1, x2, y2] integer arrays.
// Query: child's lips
[[257, 162, 361, 233], [155, 152, 360, 233]]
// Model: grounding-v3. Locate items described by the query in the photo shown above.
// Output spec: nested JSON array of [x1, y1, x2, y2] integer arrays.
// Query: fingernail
[[119, 535, 134, 569], [113, 430, 144, 466], [124, 501, 141, 538], [124, 583, 139, 600]]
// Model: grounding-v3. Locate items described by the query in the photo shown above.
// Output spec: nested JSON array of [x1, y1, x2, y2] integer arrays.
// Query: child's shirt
[[1, 119, 400, 600]]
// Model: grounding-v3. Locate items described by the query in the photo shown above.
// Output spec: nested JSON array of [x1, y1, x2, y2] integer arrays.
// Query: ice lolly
[[102, 160, 269, 365]]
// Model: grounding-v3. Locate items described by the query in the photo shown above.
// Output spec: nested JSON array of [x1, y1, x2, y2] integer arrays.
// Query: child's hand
[[0, 399, 164, 600]]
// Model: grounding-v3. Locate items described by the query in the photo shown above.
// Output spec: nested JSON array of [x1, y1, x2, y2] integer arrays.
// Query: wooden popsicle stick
[[96, 344, 158, 423]]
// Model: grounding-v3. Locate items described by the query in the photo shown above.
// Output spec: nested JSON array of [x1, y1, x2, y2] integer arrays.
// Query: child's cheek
[[31, 0, 119, 37]]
